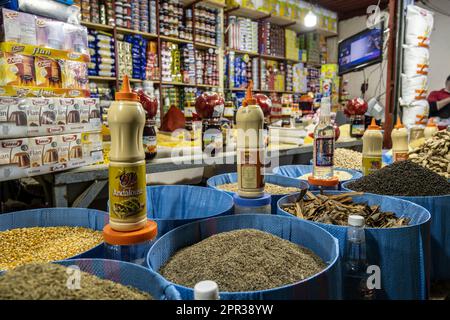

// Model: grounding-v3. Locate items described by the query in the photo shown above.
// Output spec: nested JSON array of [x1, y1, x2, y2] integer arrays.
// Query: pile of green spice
[[160, 229, 326, 292], [347, 160, 450, 196], [0, 264, 152, 300]]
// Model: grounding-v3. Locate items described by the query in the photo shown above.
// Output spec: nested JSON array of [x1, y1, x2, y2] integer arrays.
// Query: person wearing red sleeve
[[427, 75, 450, 118]]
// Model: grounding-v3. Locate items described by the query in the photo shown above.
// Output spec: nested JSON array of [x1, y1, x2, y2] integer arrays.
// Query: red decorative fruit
[[243, 93, 272, 117], [195, 92, 225, 119], [345, 97, 368, 117], [137, 90, 158, 119]]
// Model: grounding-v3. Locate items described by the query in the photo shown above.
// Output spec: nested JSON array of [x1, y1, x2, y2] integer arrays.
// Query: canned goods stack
[[88, 30, 116, 78], [139, 1, 149, 33], [149, 0, 157, 34], [196, 49, 219, 87], [89, 0, 100, 24], [159, 0, 183, 38], [130, 1, 140, 31], [307, 67, 321, 93], [259, 21, 285, 58], [117, 38, 132, 79], [124, 35, 148, 81], [145, 41, 159, 81], [195, 5, 219, 46], [227, 52, 253, 89], [181, 44, 196, 85], [80, 0, 90, 22], [161, 42, 182, 83], [286, 64, 293, 92], [260, 60, 285, 92], [227, 16, 258, 53]]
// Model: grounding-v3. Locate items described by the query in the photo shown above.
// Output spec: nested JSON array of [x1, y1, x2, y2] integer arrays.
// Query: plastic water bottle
[[344, 215, 375, 300]]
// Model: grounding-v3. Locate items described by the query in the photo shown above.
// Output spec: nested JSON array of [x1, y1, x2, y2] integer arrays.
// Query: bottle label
[[351, 124, 365, 136], [143, 135, 157, 154], [393, 152, 408, 162], [315, 137, 334, 167], [109, 162, 147, 223], [238, 150, 264, 189], [362, 156, 382, 176], [203, 130, 223, 149]]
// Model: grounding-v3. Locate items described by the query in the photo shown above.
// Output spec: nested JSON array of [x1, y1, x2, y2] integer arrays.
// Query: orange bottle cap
[[115, 75, 139, 101], [103, 220, 158, 245], [426, 119, 437, 127], [243, 80, 257, 105], [368, 118, 380, 130], [394, 118, 404, 129], [308, 175, 340, 187]]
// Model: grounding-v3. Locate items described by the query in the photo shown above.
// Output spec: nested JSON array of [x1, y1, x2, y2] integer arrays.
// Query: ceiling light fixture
[[304, 10, 318, 28]]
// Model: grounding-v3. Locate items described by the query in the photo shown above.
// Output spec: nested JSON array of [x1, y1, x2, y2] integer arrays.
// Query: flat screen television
[[338, 23, 384, 75]]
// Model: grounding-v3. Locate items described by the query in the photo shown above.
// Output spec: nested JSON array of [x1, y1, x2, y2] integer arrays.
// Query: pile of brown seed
[[217, 183, 301, 195], [0, 263, 152, 300], [160, 229, 326, 292], [0, 227, 103, 270]]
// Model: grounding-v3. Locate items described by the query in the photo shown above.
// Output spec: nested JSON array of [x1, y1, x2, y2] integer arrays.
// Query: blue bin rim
[[56, 258, 181, 300], [277, 191, 431, 231], [146, 185, 235, 221], [341, 180, 450, 200], [206, 173, 310, 192], [147, 213, 340, 297], [273, 165, 361, 182], [0, 208, 108, 272]]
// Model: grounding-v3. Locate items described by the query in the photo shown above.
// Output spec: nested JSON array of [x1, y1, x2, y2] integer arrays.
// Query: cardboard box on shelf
[[0, 138, 29, 181], [0, 97, 27, 138], [0, 8, 37, 45]]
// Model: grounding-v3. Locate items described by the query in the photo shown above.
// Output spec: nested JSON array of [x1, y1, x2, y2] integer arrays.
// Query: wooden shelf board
[[160, 35, 194, 44], [81, 21, 114, 32]]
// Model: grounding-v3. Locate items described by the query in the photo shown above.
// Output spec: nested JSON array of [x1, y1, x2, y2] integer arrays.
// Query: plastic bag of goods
[[147, 214, 341, 300], [401, 75, 428, 106], [402, 100, 429, 128], [278, 191, 431, 300], [403, 46, 430, 78], [405, 5, 434, 48]]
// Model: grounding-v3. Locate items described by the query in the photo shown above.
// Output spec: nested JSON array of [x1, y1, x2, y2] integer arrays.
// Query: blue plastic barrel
[[342, 180, 450, 281], [56, 259, 181, 300], [146, 185, 234, 237], [277, 191, 431, 300], [207, 173, 309, 214], [273, 165, 362, 190], [0, 208, 108, 263], [147, 214, 340, 300]]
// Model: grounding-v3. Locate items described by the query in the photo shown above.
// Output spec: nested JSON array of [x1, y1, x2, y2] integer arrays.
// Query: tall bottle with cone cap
[[391, 118, 409, 162], [236, 81, 265, 198], [362, 118, 383, 176], [108, 75, 147, 231]]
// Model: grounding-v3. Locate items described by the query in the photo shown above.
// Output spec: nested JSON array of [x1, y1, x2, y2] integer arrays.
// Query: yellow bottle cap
[[115, 75, 139, 101]]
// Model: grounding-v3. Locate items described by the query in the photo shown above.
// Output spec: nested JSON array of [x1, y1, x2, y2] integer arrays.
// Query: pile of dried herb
[[346, 160, 450, 196], [281, 191, 409, 228], [160, 229, 326, 292], [0, 264, 152, 300], [217, 183, 301, 195]]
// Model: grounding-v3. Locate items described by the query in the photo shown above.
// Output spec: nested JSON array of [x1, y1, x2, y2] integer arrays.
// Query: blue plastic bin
[[207, 173, 309, 214], [0, 208, 108, 265], [342, 180, 450, 281], [278, 191, 431, 299], [56, 259, 180, 300], [147, 214, 341, 300]]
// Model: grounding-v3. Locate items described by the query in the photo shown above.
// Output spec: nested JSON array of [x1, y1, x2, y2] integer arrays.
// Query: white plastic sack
[[403, 46, 430, 77], [405, 5, 434, 48], [402, 100, 430, 128], [401, 75, 428, 105]]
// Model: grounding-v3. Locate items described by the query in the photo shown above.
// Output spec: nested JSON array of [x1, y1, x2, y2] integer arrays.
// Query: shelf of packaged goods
[[194, 42, 220, 50], [196, 84, 220, 89], [225, 48, 259, 57], [286, 58, 301, 64], [224, 5, 271, 20], [267, 15, 296, 27], [161, 81, 196, 87], [183, 0, 226, 8], [88, 76, 117, 82], [260, 54, 287, 62], [159, 35, 194, 45], [115, 27, 158, 39], [81, 21, 114, 32]]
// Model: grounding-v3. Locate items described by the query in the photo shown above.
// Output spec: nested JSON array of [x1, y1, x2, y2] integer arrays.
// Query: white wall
[[418, 1, 450, 91]]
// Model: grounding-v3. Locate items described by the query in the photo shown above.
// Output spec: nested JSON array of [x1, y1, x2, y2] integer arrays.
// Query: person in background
[[427, 75, 450, 119]]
